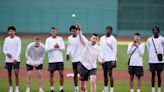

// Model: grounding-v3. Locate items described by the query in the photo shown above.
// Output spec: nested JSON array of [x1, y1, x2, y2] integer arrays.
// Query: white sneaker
[[9, 87, 13, 92], [39, 88, 44, 92], [102, 89, 108, 92], [15, 88, 19, 92], [25, 88, 30, 92], [74, 87, 79, 92]]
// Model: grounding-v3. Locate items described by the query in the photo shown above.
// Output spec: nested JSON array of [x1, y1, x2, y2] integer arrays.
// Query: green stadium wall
[[0, 0, 164, 36]]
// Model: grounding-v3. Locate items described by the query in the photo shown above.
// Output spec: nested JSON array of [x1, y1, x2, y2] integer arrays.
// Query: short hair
[[34, 36, 40, 40], [105, 26, 112, 31], [8, 26, 16, 31], [152, 26, 160, 33], [92, 33, 98, 37], [51, 27, 56, 30], [69, 25, 77, 32], [134, 32, 141, 36]]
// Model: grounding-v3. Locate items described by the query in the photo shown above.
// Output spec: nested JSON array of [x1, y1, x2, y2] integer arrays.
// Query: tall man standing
[[45, 27, 65, 92], [3, 26, 21, 92], [100, 26, 117, 92], [66, 25, 84, 92], [127, 33, 145, 92], [25, 36, 45, 92], [147, 27, 164, 92]]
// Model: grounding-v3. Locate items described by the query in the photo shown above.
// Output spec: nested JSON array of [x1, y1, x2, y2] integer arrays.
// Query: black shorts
[[72, 62, 80, 72], [26, 64, 43, 71], [5, 62, 20, 70], [128, 66, 144, 77], [149, 63, 164, 72], [102, 61, 116, 71], [48, 62, 64, 73], [78, 63, 96, 81]]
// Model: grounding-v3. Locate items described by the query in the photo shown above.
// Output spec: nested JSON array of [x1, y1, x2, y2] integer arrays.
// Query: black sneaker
[[59, 89, 64, 92], [50, 90, 54, 92]]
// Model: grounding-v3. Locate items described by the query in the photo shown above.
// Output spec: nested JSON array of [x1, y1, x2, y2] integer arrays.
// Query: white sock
[[75, 86, 79, 90], [152, 87, 155, 92], [158, 87, 161, 92], [104, 86, 108, 91], [26, 87, 30, 92], [110, 87, 114, 92], [9, 86, 13, 89], [130, 89, 134, 92], [59, 86, 63, 90], [137, 89, 140, 92], [15, 86, 19, 89], [39, 87, 43, 90], [50, 86, 54, 90]]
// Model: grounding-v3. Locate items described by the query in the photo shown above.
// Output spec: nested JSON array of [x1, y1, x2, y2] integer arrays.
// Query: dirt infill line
[[0, 69, 163, 81]]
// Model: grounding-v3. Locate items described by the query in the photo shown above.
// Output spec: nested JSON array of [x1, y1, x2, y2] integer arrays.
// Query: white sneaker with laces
[[9, 87, 13, 92]]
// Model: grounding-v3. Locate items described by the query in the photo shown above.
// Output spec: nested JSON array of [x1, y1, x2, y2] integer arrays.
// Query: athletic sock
[[104, 86, 108, 91], [15, 86, 19, 89], [130, 89, 134, 92], [75, 86, 79, 90], [50, 86, 54, 90], [152, 87, 155, 92], [110, 87, 114, 92], [137, 89, 140, 92], [59, 86, 63, 91], [158, 87, 161, 92]]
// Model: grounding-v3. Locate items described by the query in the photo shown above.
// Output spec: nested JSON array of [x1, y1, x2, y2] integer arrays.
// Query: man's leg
[[109, 69, 114, 92], [90, 75, 96, 92], [26, 70, 32, 92], [7, 68, 13, 92], [151, 71, 156, 92], [73, 66, 79, 91], [37, 70, 43, 92], [58, 70, 64, 91], [49, 72, 54, 91], [130, 74, 134, 92], [137, 76, 141, 92], [102, 63, 108, 92], [157, 70, 162, 92], [80, 81, 87, 92]]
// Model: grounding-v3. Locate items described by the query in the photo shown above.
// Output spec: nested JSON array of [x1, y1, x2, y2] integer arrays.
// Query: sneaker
[[50, 90, 54, 92], [25, 88, 30, 92], [59, 89, 64, 92], [15, 88, 19, 92], [9, 87, 13, 92], [102, 89, 108, 92], [74, 88, 79, 92], [39, 88, 44, 92]]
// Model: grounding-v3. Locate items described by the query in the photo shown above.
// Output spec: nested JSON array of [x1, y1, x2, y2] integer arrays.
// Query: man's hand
[[6, 53, 12, 59], [54, 43, 60, 48], [13, 60, 17, 64], [66, 55, 70, 61], [99, 58, 105, 65]]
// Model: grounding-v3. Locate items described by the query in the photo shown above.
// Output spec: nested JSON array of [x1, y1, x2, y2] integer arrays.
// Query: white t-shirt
[[127, 42, 145, 66], [100, 35, 117, 62], [66, 35, 84, 62], [147, 36, 164, 63], [45, 36, 65, 63], [3, 36, 21, 63], [26, 42, 45, 65], [79, 32, 103, 70]]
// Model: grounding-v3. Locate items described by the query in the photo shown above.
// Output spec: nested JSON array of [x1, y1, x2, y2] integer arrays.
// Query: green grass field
[[0, 37, 163, 92], [0, 37, 149, 70]]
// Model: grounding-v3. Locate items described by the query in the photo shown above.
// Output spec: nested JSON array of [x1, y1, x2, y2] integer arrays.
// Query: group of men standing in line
[[3, 24, 164, 92]]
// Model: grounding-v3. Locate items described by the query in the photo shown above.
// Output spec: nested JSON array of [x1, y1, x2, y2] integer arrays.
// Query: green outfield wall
[[0, 0, 163, 35]]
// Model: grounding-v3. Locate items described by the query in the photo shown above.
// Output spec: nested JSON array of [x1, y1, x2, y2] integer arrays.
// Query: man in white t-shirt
[[66, 25, 84, 92], [78, 30, 104, 92], [45, 27, 65, 92], [127, 33, 145, 92], [3, 26, 21, 92], [147, 27, 164, 92], [25, 36, 45, 92], [100, 26, 117, 92]]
